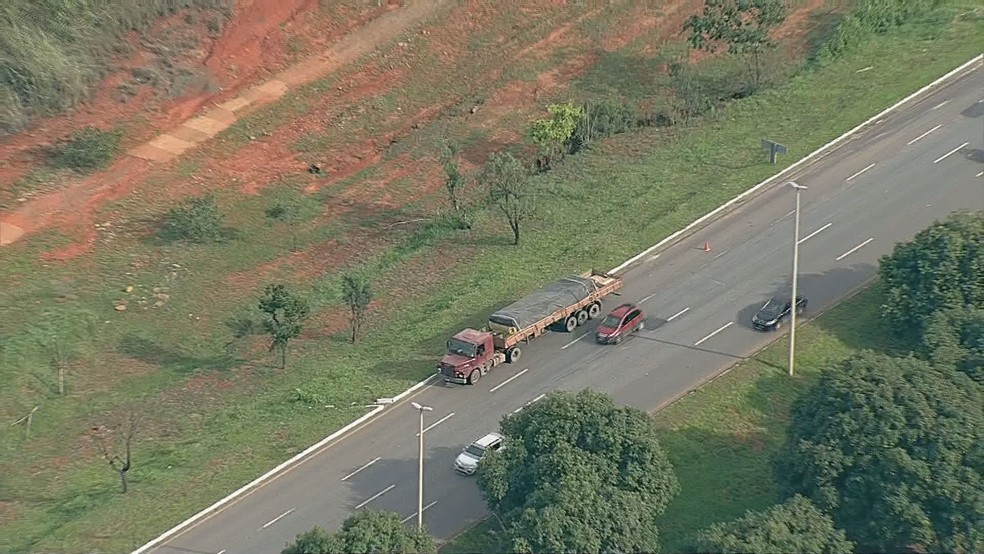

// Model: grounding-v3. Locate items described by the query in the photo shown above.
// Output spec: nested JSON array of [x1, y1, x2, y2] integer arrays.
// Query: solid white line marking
[[667, 307, 690, 322], [561, 334, 588, 349], [836, 238, 874, 261], [770, 210, 796, 226], [262, 509, 294, 529], [640, 292, 657, 304], [355, 485, 395, 509], [490, 368, 529, 393], [695, 321, 734, 346], [798, 222, 833, 244], [402, 501, 439, 523], [846, 163, 876, 181], [933, 142, 968, 164], [416, 413, 454, 436], [906, 124, 941, 145], [341, 457, 381, 481], [931, 99, 949, 110]]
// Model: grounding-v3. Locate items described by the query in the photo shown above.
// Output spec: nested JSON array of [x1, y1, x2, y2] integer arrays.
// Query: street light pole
[[411, 401, 433, 530], [788, 182, 807, 378]]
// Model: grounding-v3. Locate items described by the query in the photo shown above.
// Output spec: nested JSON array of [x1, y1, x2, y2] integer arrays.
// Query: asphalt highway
[[151, 64, 984, 554]]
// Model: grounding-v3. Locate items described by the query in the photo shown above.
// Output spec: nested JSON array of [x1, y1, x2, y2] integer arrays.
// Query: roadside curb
[[608, 53, 983, 276]]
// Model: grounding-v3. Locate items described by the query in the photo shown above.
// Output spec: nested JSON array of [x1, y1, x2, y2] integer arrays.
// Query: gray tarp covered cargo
[[489, 276, 599, 330]]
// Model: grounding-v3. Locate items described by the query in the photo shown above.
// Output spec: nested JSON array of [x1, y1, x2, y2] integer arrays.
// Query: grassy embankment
[[1, 2, 981, 553]]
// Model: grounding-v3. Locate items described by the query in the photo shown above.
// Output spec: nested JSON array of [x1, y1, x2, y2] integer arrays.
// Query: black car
[[752, 295, 807, 331]]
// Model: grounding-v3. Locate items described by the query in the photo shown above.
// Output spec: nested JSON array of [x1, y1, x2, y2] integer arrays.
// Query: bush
[[815, 0, 949, 62], [161, 194, 224, 243], [568, 98, 639, 154], [48, 126, 122, 172]]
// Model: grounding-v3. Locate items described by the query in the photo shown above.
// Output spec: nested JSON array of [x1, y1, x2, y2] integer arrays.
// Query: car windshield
[[464, 444, 486, 458], [601, 315, 621, 328], [447, 337, 478, 358], [759, 299, 783, 318]]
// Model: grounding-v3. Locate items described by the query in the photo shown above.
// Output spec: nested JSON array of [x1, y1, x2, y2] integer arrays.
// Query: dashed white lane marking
[[836, 238, 875, 261], [906, 124, 941, 145], [513, 393, 546, 414], [846, 163, 876, 181], [667, 307, 690, 322], [402, 501, 439, 523], [931, 100, 949, 110], [341, 457, 381, 481], [976, 170, 983, 177], [490, 368, 529, 393], [695, 321, 734, 346], [798, 222, 833, 244], [713, 249, 728, 260], [217, 550, 226, 554], [261, 509, 294, 529], [933, 142, 968, 164], [355, 485, 396, 510], [561, 334, 588, 349], [770, 210, 795, 226], [416, 413, 454, 437], [640, 292, 657, 304]]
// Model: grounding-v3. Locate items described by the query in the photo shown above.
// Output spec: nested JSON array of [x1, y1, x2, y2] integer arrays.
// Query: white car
[[453, 432, 503, 475]]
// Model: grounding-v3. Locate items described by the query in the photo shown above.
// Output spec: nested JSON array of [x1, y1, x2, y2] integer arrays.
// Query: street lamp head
[[411, 401, 433, 412], [788, 181, 808, 190]]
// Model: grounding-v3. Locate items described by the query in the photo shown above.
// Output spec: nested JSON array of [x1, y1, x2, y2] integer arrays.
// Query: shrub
[[815, 0, 949, 62], [48, 126, 122, 172], [568, 98, 639, 153], [161, 194, 224, 243]]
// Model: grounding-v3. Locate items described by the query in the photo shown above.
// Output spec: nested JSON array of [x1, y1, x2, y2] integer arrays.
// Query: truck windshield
[[447, 337, 478, 358]]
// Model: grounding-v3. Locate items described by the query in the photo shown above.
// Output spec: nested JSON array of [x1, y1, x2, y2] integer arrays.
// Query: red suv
[[595, 303, 645, 344]]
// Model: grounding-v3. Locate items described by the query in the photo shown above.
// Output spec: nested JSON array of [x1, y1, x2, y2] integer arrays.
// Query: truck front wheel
[[468, 369, 481, 385], [506, 347, 522, 363]]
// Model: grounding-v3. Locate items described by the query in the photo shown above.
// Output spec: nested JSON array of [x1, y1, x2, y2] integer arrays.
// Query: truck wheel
[[564, 316, 578, 332], [576, 309, 589, 326], [587, 303, 601, 319], [507, 347, 522, 363], [468, 369, 481, 385]]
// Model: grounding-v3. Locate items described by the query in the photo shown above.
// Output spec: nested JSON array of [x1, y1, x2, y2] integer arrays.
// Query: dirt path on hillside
[[0, 1, 448, 247]]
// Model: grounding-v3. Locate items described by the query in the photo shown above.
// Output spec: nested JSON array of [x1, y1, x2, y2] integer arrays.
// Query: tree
[[481, 151, 535, 245], [24, 307, 95, 395], [684, 0, 787, 88], [879, 211, 983, 340], [476, 389, 679, 554], [696, 495, 854, 554], [775, 351, 983, 553], [922, 306, 984, 384], [440, 139, 465, 213], [258, 284, 310, 369], [281, 510, 437, 554], [266, 200, 301, 252], [341, 273, 372, 344], [94, 409, 142, 493], [528, 102, 583, 170]]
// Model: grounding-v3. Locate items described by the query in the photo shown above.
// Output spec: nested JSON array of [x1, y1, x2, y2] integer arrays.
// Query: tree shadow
[[960, 99, 983, 119], [118, 333, 239, 374], [633, 331, 785, 372]]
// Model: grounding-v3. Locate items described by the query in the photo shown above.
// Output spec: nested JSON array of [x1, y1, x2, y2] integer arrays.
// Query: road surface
[[150, 64, 984, 554]]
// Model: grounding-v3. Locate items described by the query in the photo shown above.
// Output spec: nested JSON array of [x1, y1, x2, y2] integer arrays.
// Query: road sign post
[[761, 139, 788, 164]]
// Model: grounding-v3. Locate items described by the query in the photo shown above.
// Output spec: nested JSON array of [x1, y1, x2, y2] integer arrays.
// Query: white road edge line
[[667, 307, 690, 322], [845, 163, 876, 181], [416, 413, 454, 436], [695, 322, 734, 346], [490, 368, 530, 393], [261, 509, 294, 529], [906, 124, 942, 145], [931, 99, 949, 110], [561, 334, 588, 350], [933, 142, 968, 164], [836, 238, 875, 261], [340, 457, 381, 481], [402, 501, 439, 523], [640, 292, 657, 304], [131, 54, 984, 554], [355, 485, 395, 510], [797, 222, 833, 244]]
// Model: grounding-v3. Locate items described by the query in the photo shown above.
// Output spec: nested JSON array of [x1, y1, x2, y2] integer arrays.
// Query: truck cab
[[437, 329, 504, 385]]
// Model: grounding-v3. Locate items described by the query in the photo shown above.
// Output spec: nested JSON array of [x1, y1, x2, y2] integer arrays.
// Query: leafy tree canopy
[[282, 510, 437, 554], [696, 495, 854, 554], [477, 389, 679, 554], [879, 211, 983, 339], [922, 306, 984, 384], [776, 351, 983, 553]]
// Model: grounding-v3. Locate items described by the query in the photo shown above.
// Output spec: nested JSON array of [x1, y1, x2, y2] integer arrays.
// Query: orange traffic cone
[[703, 241, 711, 252]]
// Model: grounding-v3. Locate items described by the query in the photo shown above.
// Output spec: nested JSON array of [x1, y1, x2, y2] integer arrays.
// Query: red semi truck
[[437, 269, 623, 385]]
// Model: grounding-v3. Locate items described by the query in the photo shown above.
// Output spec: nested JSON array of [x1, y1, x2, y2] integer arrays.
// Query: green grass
[[441, 283, 904, 554], [0, 5, 981, 553]]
